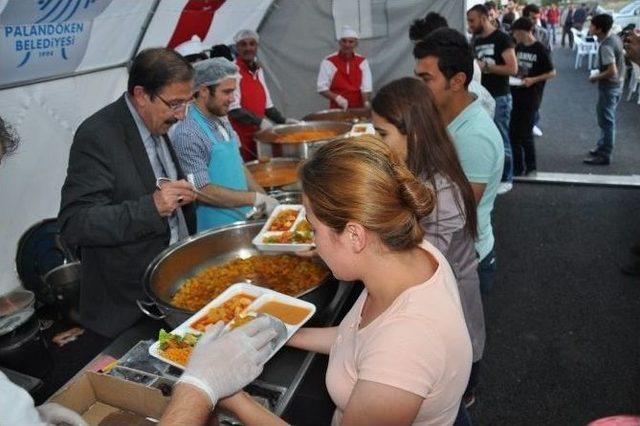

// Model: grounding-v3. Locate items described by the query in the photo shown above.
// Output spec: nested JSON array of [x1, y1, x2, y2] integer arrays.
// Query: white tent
[[0, 0, 466, 295]]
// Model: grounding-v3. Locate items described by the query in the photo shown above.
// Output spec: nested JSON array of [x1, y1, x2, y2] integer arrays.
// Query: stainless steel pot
[[253, 121, 352, 159], [140, 221, 337, 328], [268, 190, 303, 205], [245, 157, 301, 191], [42, 261, 81, 319], [303, 108, 371, 123]]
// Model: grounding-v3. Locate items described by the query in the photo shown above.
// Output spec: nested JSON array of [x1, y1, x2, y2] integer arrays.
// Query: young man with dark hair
[[172, 58, 278, 231], [573, 3, 588, 30], [414, 27, 505, 406], [408, 11, 495, 117], [409, 11, 448, 42], [561, 3, 576, 48], [522, 3, 551, 138], [523, 4, 551, 51], [484, 1, 500, 28], [584, 14, 624, 165], [510, 18, 556, 176], [467, 4, 518, 194]]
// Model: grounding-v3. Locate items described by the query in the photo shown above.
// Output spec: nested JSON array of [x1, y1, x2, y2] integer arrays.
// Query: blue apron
[[190, 107, 250, 231]]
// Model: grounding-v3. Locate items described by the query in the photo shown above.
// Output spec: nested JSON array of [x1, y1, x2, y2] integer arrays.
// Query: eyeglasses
[[155, 93, 193, 112]]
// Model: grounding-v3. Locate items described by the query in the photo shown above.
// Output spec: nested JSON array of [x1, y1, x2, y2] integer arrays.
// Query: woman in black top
[[509, 18, 557, 175]]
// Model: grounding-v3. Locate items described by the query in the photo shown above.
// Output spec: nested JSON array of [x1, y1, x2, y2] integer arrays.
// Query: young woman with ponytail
[[218, 136, 472, 426]]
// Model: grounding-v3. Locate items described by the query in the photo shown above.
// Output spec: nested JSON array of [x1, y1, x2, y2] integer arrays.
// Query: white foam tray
[[252, 204, 315, 252], [148, 282, 316, 369]]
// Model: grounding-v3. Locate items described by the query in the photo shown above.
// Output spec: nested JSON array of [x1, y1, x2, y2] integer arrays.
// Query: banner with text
[[0, 0, 153, 87]]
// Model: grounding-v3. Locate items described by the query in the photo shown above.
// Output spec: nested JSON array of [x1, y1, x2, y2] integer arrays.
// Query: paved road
[[535, 43, 639, 175]]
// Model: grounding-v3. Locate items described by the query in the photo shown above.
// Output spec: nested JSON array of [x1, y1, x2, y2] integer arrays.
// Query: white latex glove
[[259, 118, 275, 130], [334, 95, 349, 111], [37, 403, 88, 426], [285, 118, 300, 124], [254, 192, 280, 214], [177, 316, 279, 407]]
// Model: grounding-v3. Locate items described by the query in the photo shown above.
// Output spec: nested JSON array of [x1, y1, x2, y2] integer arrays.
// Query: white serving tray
[[252, 204, 315, 252], [509, 77, 524, 87], [148, 282, 316, 369]]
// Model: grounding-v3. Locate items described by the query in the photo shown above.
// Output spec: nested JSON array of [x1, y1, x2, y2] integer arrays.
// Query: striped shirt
[[171, 104, 240, 189]]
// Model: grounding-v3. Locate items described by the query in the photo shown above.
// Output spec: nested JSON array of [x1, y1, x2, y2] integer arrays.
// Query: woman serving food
[[216, 135, 472, 425]]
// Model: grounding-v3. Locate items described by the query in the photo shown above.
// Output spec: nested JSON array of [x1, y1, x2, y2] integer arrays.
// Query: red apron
[[230, 58, 267, 161], [327, 53, 365, 109]]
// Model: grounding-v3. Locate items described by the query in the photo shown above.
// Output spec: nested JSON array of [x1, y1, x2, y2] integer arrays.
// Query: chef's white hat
[[193, 58, 239, 90], [174, 35, 207, 57], [340, 25, 359, 39], [234, 29, 260, 43]]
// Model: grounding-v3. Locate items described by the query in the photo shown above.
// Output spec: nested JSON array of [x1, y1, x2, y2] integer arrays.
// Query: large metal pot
[[268, 190, 303, 205], [303, 108, 371, 123], [245, 157, 301, 191], [253, 121, 352, 159], [42, 261, 81, 320], [140, 221, 337, 328]]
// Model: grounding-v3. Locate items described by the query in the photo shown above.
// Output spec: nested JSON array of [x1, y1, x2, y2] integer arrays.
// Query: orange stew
[[268, 209, 299, 231], [247, 162, 299, 188], [274, 130, 340, 143], [256, 300, 311, 325], [190, 294, 255, 332], [171, 256, 328, 312]]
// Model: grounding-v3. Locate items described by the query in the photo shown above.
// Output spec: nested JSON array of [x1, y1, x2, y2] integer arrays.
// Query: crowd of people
[[1, 3, 640, 426], [478, 2, 630, 167]]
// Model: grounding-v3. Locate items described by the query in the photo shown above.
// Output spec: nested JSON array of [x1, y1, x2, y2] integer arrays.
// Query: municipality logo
[[1, 0, 112, 68]]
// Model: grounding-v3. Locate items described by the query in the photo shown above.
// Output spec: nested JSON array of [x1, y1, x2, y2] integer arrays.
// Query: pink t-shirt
[[325, 240, 472, 426]]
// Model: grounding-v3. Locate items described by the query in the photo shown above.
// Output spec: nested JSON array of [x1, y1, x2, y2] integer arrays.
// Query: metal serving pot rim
[[42, 261, 81, 280], [142, 220, 266, 314], [244, 157, 301, 165], [253, 121, 353, 145]]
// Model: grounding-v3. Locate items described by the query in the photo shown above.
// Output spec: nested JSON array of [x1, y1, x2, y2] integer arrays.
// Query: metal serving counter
[[60, 280, 357, 423]]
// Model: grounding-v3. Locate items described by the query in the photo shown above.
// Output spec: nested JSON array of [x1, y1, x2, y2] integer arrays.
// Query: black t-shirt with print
[[473, 29, 515, 97], [511, 41, 553, 108]]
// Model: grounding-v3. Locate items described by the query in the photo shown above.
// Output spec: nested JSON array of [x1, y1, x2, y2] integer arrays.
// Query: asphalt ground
[[471, 182, 640, 425], [535, 41, 639, 175]]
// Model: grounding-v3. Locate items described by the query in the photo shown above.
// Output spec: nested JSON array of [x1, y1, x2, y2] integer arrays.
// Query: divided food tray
[[149, 283, 316, 370], [252, 204, 315, 252]]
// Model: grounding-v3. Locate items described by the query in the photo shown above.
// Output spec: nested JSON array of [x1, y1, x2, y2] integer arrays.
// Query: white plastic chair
[[572, 28, 598, 69], [627, 62, 640, 104], [571, 27, 583, 52]]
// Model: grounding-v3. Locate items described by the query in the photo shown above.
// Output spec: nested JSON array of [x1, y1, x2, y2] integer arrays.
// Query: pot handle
[[136, 299, 166, 320]]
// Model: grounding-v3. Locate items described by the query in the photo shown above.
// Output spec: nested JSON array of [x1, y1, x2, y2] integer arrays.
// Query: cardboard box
[[49, 371, 170, 425]]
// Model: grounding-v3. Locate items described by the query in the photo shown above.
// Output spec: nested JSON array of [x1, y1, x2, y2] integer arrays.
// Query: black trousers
[[561, 25, 574, 48], [509, 101, 538, 175]]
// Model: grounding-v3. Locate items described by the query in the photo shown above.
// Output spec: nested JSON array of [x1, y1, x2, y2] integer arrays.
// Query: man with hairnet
[[228, 29, 297, 161], [172, 58, 279, 231], [317, 25, 373, 110]]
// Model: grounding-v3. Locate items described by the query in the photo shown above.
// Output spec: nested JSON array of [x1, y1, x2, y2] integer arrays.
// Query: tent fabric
[[0, 68, 127, 295], [0, 0, 154, 88], [0, 0, 464, 295], [139, 0, 274, 50], [0, 0, 273, 295], [257, 0, 465, 119]]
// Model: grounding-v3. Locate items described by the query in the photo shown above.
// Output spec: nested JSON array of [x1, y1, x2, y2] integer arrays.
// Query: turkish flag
[[167, 0, 226, 49]]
